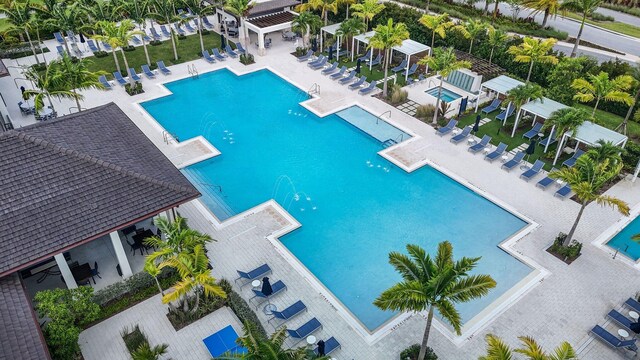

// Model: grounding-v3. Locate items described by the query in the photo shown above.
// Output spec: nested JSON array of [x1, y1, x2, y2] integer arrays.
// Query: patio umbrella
[[472, 115, 480, 134], [525, 139, 536, 161], [220, 33, 226, 48], [311, 38, 317, 52], [317, 340, 325, 356], [261, 277, 273, 296], [328, 45, 333, 61], [355, 59, 361, 74], [631, 322, 640, 334], [79, 32, 86, 52]]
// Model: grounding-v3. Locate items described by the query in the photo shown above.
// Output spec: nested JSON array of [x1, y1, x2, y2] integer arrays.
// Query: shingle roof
[[0, 103, 199, 276], [0, 274, 50, 360]]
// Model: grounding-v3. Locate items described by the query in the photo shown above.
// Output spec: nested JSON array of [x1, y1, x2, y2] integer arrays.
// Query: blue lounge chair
[[469, 135, 491, 153], [157, 60, 171, 75], [485, 143, 508, 162], [308, 55, 325, 66], [143, 33, 152, 42], [322, 62, 338, 75], [236, 42, 247, 55], [562, 149, 584, 168], [339, 71, 356, 84], [450, 126, 472, 144], [501, 151, 525, 171], [202, 50, 216, 63], [141, 64, 156, 79], [54, 32, 65, 44], [481, 98, 502, 114], [369, 54, 382, 66], [98, 75, 112, 89], [309, 57, 327, 70], [174, 24, 186, 35], [330, 66, 347, 79], [56, 45, 65, 56], [128, 68, 142, 82], [250, 280, 287, 308], [225, 44, 238, 58], [359, 81, 378, 95], [202, 325, 247, 357], [203, 16, 215, 29], [268, 300, 306, 327], [608, 309, 634, 331], [178, 9, 187, 18], [391, 59, 407, 73], [626, 298, 640, 313], [536, 168, 557, 189], [131, 35, 141, 45], [349, 76, 367, 90], [185, 22, 196, 32], [113, 71, 127, 85], [297, 49, 313, 62], [523, 122, 543, 139], [87, 39, 99, 52], [436, 119, 458, 136], [150, 27, 162, 40], [555, 184, 571, 198], [520, 160, 544, 181], [496, 103, 515, 121], [102, 42, 112, 51], [235, 263, 272, 286], [539, 130, 557, 150], [590, 325, 638, 354], [160, 25, 172, 37], [287, 318, 322, 345], [212, 48, 226, 61], [357, 50, 371, 62], [315, 337, 340, 356], [406, 63, 418, 76]]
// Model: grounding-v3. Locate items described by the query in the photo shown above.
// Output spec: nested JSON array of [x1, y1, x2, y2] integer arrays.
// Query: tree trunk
[[121, 48, 134, 86], [617, 89, 640, 135], [242, 17, 251, 56], [426, 0, 431, 12], [593, 97, 601, 117], [72, 88, 82, 112], [432, 77, 443, 124], [489, 47, 495, 64], [142, 36, 151, 65], [571, 14, 586, 57], [483, 0, 490, 15], [382, 48, 390, 97], [193, 287, 200, 313], [25, 30, 41, 65], [526, 61, 534, 82], [431, 32, 436, 50], [182, 295, 189, 312], [542, 9, 549, 27], [197, 15, 205, 52], [564, 201, 587, 246], [469, 39, 474, 54], [62, 30, 71, 55], [493, 0, 500, 21], [169, 20, 179, 60], [154, 276, 165, 296], [36, 28, 46, 66], [418, 306, 435, 360], [112, 48, 121, 73]]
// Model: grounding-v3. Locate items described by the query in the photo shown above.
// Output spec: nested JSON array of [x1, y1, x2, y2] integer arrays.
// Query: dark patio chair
[[90, 261, 101, 283], [127, 239, 145, 255]]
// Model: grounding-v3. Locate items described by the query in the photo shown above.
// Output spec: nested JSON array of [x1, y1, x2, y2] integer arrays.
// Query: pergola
[[352, 31, 376, 69], [246, 11, 297, 55], [475, 75, 524, 112], [512, 97, 568, 140], [390, 39, 430, 81], [553, 121, 628, 165], [320, 23, 344, 59]]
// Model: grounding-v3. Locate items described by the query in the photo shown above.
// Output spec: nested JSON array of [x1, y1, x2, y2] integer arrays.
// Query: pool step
[[382, 139, 397, 148]]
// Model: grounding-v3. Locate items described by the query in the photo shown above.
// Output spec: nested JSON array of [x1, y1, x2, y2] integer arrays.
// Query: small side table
[[630, 311, 639, 321], [306, 335, 317, 345], [618, 329, 630, 339], [555, 179, 564, 187], [251, 280, 261, 288], [501, 155, 509, 163], [263, 303, 277, 315], [483, 147, 491, 154]]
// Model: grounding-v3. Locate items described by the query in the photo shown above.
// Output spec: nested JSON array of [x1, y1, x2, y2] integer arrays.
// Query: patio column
[[510, 109, 522, 137], [110, 231, 133, 278], [55, 253, 77, 289], [258, 31, 266, 56]]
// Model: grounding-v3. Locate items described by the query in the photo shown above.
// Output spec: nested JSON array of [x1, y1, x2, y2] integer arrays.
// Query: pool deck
[[5, 36, 640, 359]]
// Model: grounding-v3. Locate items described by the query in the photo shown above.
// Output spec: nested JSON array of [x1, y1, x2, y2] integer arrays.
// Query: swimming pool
[[425, 87, 463, 103], [141, 69, 531, 332], [607, 215, 640, 260]]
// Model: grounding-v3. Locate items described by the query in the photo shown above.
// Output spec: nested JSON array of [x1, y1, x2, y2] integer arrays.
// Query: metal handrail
[[307, 83, 320, 96], [376, 110, 391, 124]]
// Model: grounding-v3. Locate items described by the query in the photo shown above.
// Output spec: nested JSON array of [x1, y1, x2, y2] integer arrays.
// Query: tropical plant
[[561, 0, 603, 57], [339, 0, 357, 18], [521, 0, 561, 27], [616, 62, 640, 135], [23, 65, 80, 113], [507, 37, 558, 82], [93, 20, 143, 85], [46, 2, 85, 55], [81, 0, 117, 53], [419, 13, 454, 50], [541, 107, 588, 152], [131, 343, 170, 360], [292, 11, 323, 48], [374, 242, 496, 360], [505, 83, 545, 136], [144, 260, 165, 296], [454, 19, 488, 54], [546, 57, 592, 105], [144, 216, 215, 264], [549, 153, 629, 246], [588, 139, 623, 165], [150, 0, 180, 60], [486, 26, 508, 65], [419, 47, 471, 124], [479, 334, 577, 360], [350, 0, 385, 30], [338, 17, 366, 55], [572, 71, 634, 117], [118, 0, 153, 65], [50, 54, 107, 112], [297, 0, 338, 26], [368, 18, 409, 97], [180, 0, 216, 53], [224, 0, 255, 55], [1, 0, 43, 64]]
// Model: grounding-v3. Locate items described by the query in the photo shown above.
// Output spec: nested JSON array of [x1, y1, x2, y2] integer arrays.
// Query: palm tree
[[521, 0, 561, 27], [150, 0, 180, 61], [145, 216, 215, 264], [479, 334, 577, 360], [419, 47, 471, 124], [1, 0, 43, 65], [493, 0, 501, 20], [419, 13, 454, 50], [91, 21, 123, 73], [50, 54, 107, 112], [486, 26, 508, 65], [338, 17, 366, 55], [374, 242, 496, 360], [46, 2, 84, 55], [292, 11, 322, 48], [131, 343, 169, 360], [483, 0, 493, 15], [507, 37, 558, 82], [144, 260, 165, 296], [23, 65, 80, 113], [224, 0, 255, 56], [350, 0, 384, 30], [542, 107, 587, 154], [80, 0, 116, 52], [369, 18, 409, 98], [505, 83, 544, 136], [296, 0, 338, 26], [339, 0, 356, 19], [180, 0, 215, 53], [561, 0, 603, 57], [454, 19, 488, 54], [119, 0, 153, 66], [616, 62, 640, 135], [589, 139, 623, 165], [94, 20, 144, 86], [572, 71, 634, 117]]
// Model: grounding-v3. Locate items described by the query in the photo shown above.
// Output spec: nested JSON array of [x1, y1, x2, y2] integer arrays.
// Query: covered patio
[[515, 97, 569, 143], [320, 22, 348, 60], [246, 11, 297, 55], [351, 30, 376, 67], [390, 39, 430, 81], [553, 121, 628, 165], [475, 75, 524, 112]]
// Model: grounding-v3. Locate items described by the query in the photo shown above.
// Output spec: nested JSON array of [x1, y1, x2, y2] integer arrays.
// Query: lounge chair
[[102, 42, 112, 51], [357, 50, 372, 62], [349, 76, 367, 90], [235, 263, 271, 286], [157, 60, 171, 75], [523, 122, 543, 139], [501, 151, 525, 171], [268, 300, 306, 328], [590, 325, 638, 354], [297, 49, 314, 62], [406, 63, 418, 76], [178, 8, 188, 18], [143, 33, 152, 42], [212, 48, 226, 61], [71, 43, 82, 56], [203, 17, 215, 29], [555, 184, 571, 198], [185, 22, 196, 32], [150, 27, 162, 40], [309, 57, 327, 70], [496, 103, 515, 121], [481, 99, 501, 114], [287, 318, 322, 345], [160, 25, 171, 37], [520, 160, 544, 181], [369, 54, 382, 67], [450, 126, 472, 144], [131, 35, 141, 45], [87, 39, 99, 52], [391, 59, 407, 73], [626, 298, 640, 313], [250, 280, 287, 308], [113, 71, 127, 85], [128, 68, 142, 82], [321, 62, 338, 75], [536, 168, 558, 189], [539, 130, 557, 150], [608, 309, 635, 331], [562, 149, 584, 168], [54, 32, 65, 44], [141, 64, 156, 79], [202, 50, 216, 63], [315, 337, 341, 356], [359, 81, 378, 95], [225, 44, 238, 58], [308, 55, 325, 66], [469, 135, 491, 153], [98, 75, 112, 89], [436, 119, 458, 136], [56, 45, 65, 57], [485, 143, 508, 162], [338, 71, 356, 84], [174, 24, 186, 36], [330, 66, 347, 79], [235, 42, 247, 55]]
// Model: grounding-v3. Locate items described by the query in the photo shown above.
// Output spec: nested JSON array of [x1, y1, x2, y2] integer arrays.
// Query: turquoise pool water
[[141, 69, 531, 331], [425, 87, 463, 103], [607, 215, 640, 260]]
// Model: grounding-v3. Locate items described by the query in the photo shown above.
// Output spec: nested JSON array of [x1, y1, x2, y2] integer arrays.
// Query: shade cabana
[[320, 22, 343, 58], [553, 121, 628, 165], [352, 31, 376, 68], [390, 39, 430, 81], [475, 75, 524, 112], [511, 97, 569, 140]]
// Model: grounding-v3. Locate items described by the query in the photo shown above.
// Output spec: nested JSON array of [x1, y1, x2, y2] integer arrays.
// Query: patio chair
[[315, 337, 341, 356], [562, 149, 585, 168], [536, 168, 558, 189], [520, 160, 545, 181], [98, 75, 113, 89], [523, 122, 543, 139], [469, 135, 491, 153], [113, 71, 128, 85], [53, 32, 65, 44], [202, 50, 216, 63], [349, 76, 367, 90], [308, 55, 325, 67], [608, 309, 635, 332], [141, 64, 156, 79], [128, 68, 142, 82], [202, 17, 215, 29], [391, 59, 407, 73], [131, 35, 142, 45], [250, 280, 287, 308], [539, 130, 557, 150], [321, 62, 338, 75], [481, 98, 501, 114], [297, 49, 314, 62], [338, 71, 356, 84], [56, 46, 65, 57], [90, 261, 101, 284], [369, 54, 382, 67], [150, 27, 163, 40], [143, 33, 152, 42], [213, 48, 227, 61], [501, 151, 525, 171], [102, 42, 112, 51], [555, 184, 571, 198], [234, 263, 272, 286], [178, 8, 188, 18], [626, 298, 640, 313], [406, 63, 419, 76], [359, 81, 378, 95], [357, 50, 372, 62], [126, 239, 145, 255], [71, 43, 82, 56], [235, 42, 247, 55], [436, 119, 458, 136], [160, 25, 172, 37], [496, 103, 514, 121], [590, 325, 638, 354], [87, 39, 99, 52], [157, 60, 172, 75], [268, 300, 307, 328], [450, 126, 472, 144], [185, 21, 196, 32], [174, 23, 186, 36], [485, 143, 508, 162], [330, 66, 347, 79], [225, 44, 238, 58], [287, 318, 322, 345], [309, 57, 328, 70]]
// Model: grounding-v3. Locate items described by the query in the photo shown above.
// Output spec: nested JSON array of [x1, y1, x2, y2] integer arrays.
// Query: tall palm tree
[[224, 0, 255, 56], [50, 54, 107, 112], [119, 0, 153, 66], [340, 0, 356, 19], [507, 37, 558, 82], [150, 0, 180, 61], [616, 62, 640, 135], [505, 83, 544, 136], [374, 242, 496, 360], [521, 0, 561, 27], [486, 26, 508, 65], [131, 343, 169, 360], [493, 0, 501, 20], [94, 20, 144, 86], [572, 71, 634, 117], [350, 0, 384, 30], [1, 0, 43, 65], [80, 0, 116, 52], [369, 18, 409, 98], [46, 2, 85, 55], [419, 47, 471, 124], [180, 0, 215, 53], [479, 334, 577, 360], [145, 216, 215, 264], [549, 153, 629, 246], [23, 65, 80, 113], [454, 19, 488, 54], [419, 13, 454, 50], [296, 0, 338, 26], [561, 0, 603, 57], [542, 107, 588, 154], [338, 17, 366, 55], [291, 11, 322, 48]]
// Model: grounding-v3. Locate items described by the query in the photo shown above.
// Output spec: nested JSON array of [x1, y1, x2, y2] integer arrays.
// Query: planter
[[125, 81, 144, 96], [240, 53, 255, 65], [546, 233, 582, 264]]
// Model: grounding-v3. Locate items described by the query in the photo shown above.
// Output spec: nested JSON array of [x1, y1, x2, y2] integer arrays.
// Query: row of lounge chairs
[[298, 53, 378, 95], [99, 61, 172, 89], [235, 263, 341, 355], [202, 44, 246, 63], [589, 297, 640, 356]]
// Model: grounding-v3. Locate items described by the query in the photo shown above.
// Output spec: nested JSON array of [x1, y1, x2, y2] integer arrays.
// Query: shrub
[[94, 50, 109, 58], [240, 53, 255, 65], [166, 291, 226, 330], [177, 34, 187, 40], [549, 233, 582, 259], [121, 325, 148, 353], [123, 45, 136, 52], [589, 12, 615, 21], [390, 85, 408, 105], [125, 81, 144, 95], [622, 141, 640, 172], [121, 325, 169, 360], [416, 104, 436, 120], [219, 279, 268, 339], [294, 47, 309, 57], [200, 29, 211, 35], [150, 40, 162, 46], [400, 344, 438, 360]]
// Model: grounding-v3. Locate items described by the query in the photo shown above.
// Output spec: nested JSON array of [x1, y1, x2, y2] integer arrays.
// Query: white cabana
[[390, 39, 430, 81], [553, 121, 628, 165], [320, 23, 341, 57], [511, 97, 569, 140], [475, 75, 524, 112], [352, 31, 376, 69]]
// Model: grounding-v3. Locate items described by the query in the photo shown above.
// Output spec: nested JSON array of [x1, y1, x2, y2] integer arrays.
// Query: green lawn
[[572, 103, 640, 139], [563, 12, 640, 39], [326, 57, 410, 88]]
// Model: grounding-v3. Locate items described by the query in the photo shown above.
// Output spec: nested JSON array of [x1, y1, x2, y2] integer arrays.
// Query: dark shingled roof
[[0, 103, 199, 276], [249, 0, 299, 17], [0, 274, 50, 360]]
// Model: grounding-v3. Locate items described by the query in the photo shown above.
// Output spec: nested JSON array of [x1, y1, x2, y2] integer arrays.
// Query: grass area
[[572, 103, 640, 141], [86, 32, 222, 79], [331, 57, 410, 89], [563, 12, 640, 38]]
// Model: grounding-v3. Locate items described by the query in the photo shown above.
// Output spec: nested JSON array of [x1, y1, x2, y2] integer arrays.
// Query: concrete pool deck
[[4, 36, 640, 359]]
